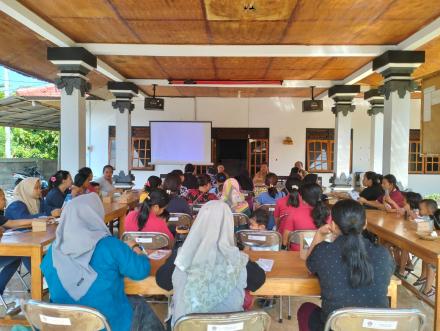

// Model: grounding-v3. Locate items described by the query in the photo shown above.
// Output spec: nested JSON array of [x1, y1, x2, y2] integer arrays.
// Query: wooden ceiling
[[0, 1, 438, 98], [17, 0, 440, 45]]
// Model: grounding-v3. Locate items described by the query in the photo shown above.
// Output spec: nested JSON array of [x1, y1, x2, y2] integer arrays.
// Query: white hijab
[[13, 177, 40, 215], [174, 200, 248, 313], [52, 193, 110, 301]]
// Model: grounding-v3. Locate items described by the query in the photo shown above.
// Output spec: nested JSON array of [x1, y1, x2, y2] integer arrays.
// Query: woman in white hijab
[[5, 177, 61, 219], [156, 200, 266, 328], [41, 193, 164, 331]]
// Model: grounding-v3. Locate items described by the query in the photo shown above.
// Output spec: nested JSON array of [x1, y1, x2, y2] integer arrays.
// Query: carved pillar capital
[[55, 77, 91, 97], [111, 100, 135, 114]]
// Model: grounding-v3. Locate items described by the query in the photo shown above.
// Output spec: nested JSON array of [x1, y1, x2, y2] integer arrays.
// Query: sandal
[[423, 288, 436, 297], [413, 277, 427, 286]]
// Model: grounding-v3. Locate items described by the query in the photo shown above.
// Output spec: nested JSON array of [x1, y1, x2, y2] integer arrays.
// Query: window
[[409, 129, 440, 174], [248, 139, 269, 177], [108, 126, 155, 171]]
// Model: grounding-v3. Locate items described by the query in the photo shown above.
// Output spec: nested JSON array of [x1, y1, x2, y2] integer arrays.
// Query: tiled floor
[[0, 271, 434, 330]]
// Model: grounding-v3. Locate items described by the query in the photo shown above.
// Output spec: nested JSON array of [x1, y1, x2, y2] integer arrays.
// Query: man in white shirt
[[96, 165, 116, 196]]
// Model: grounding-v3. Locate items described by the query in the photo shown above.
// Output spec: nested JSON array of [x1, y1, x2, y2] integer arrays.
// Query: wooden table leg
[[389, 283, 397, 308], [118, 212, 126, 238], [30, 247, 43, 300], [435, 257, 440, 331]]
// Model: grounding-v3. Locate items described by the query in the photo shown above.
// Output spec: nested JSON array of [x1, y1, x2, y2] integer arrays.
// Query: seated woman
[[221, 178, 251, 217], [156, 201, 266, 329], [359, 174, 404, 211], [71, 172, 91, 198], [186, 174, 218, 205], [140, 175, 162, 203], [78, 167, 95, 193], [41, 193, 164, 331], [359, 171, 384, 203], [234, 170, 254, 210], [170, 169, 188, 197], [255, 173, 285, 230], [125, 189, 174, 243], [413, 199, 440, 297], [6, 177, 58, 219], [282, 183, 330, 250], [45, 170, 72, 214], [275, 176, 303, 236], [163, 173, 192, 215], [0, 188, 44, 300], [298, 199, 394, 331]]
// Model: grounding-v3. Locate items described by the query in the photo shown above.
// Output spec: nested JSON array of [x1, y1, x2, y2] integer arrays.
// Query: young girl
[[359, 174, 404, 211], [162, 173, 191, 215], [186, 174, 218, 205], [275, 176, 303, 234], [125, 189, 174, 243], [282, 183, 330, 250], [71, 172, 91, 198], [255, 173, 285, 230], [359, 171, 384, 203], [45, 170, 72, 214], [140, 176, 162, 203], [298, 199, 394, 331], [413, 199, 440, 297]]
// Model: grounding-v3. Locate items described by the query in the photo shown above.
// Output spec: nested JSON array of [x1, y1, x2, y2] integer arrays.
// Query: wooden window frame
[[108, 126, 155, 171], [409, 129, 440, 174], [248, 138, 269, 177]]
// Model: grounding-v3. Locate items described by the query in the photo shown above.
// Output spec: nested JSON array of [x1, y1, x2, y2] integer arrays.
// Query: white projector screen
[[150, 121, 212, 165]]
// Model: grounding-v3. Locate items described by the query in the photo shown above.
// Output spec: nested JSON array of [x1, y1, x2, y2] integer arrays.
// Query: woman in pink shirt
[[274, 177, 303, 233], [282, 183, 330, 250], [125, 189, 175, 243], [359, 174, 404, 212]]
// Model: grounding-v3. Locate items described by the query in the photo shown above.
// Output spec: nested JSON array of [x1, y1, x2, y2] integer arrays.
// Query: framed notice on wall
[[421, 73, 440, 155]]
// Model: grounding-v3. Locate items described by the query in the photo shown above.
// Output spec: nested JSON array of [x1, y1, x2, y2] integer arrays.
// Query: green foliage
[[425, 193, 440, 201], [11, 128, 59, 159]]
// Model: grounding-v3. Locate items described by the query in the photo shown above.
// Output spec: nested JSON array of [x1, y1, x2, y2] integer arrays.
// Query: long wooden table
[[366, 210, 440, 330], [125, 250, 400, 307]]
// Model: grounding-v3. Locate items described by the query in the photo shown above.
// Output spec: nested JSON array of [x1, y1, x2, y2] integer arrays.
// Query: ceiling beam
[[316, 16, 440, 99], [127, 79, 341, 89], [78, 43, 395, 57], [0, 0, 127, 84]]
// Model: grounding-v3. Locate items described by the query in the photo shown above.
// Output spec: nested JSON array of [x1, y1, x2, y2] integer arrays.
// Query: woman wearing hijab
[[221, 178, 251, 217], [5, 177, 60, 219], [41, 193, 164, 331], [156, 201, 266, 329]]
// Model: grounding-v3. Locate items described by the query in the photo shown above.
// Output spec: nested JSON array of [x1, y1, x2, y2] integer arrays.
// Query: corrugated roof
[[0, 96, 59, 131]]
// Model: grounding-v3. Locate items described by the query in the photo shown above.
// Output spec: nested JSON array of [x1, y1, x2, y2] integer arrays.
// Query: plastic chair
[[168, 213, 192, 228], [174, 310, 271, 331], [121, 231, 170, 250], [236, 230, 287, 323], [233, 213, 250, 230], [22, 299, 111, 331], [287, 230, 318, 251], [324, 308, 426, 331], [236, 230, 281, 251]]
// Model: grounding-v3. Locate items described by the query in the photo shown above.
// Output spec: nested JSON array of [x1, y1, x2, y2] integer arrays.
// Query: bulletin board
[[421, 73, 440, 155]]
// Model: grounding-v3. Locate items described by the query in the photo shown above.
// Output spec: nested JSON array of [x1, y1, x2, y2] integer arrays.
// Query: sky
[[0, 65, 49, 96]]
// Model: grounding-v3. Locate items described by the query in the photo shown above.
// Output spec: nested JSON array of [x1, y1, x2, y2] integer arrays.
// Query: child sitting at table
[[140, 176, 162, 203], [395, 192, 422, 276], [413, 199, 440, 297], [186, 174, 218, 205], [255, 172, 285, 230], [247, 208, 279, 251], [359, 174, 404, 211], [125, 189, 174, 244], [298, 199, 394, 331]]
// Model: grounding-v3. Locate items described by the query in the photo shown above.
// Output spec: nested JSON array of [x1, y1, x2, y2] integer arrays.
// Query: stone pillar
[[364, 89, 384, 173], [108, 82, 139, 177], [373, 50, 425, 188], [48, 47, 96, 175], [328, 85, 360, 189]]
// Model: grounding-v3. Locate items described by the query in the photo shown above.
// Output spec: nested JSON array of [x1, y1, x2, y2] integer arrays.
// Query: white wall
[[85, 95, 440, 195]]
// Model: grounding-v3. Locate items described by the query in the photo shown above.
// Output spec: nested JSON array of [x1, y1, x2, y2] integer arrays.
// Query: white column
[[334, 112, 352, 177], [60, 87, 86, 174], [115, 110, 131, 174], [382, 91, 411, 188], [370, 113, 384, 173]]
